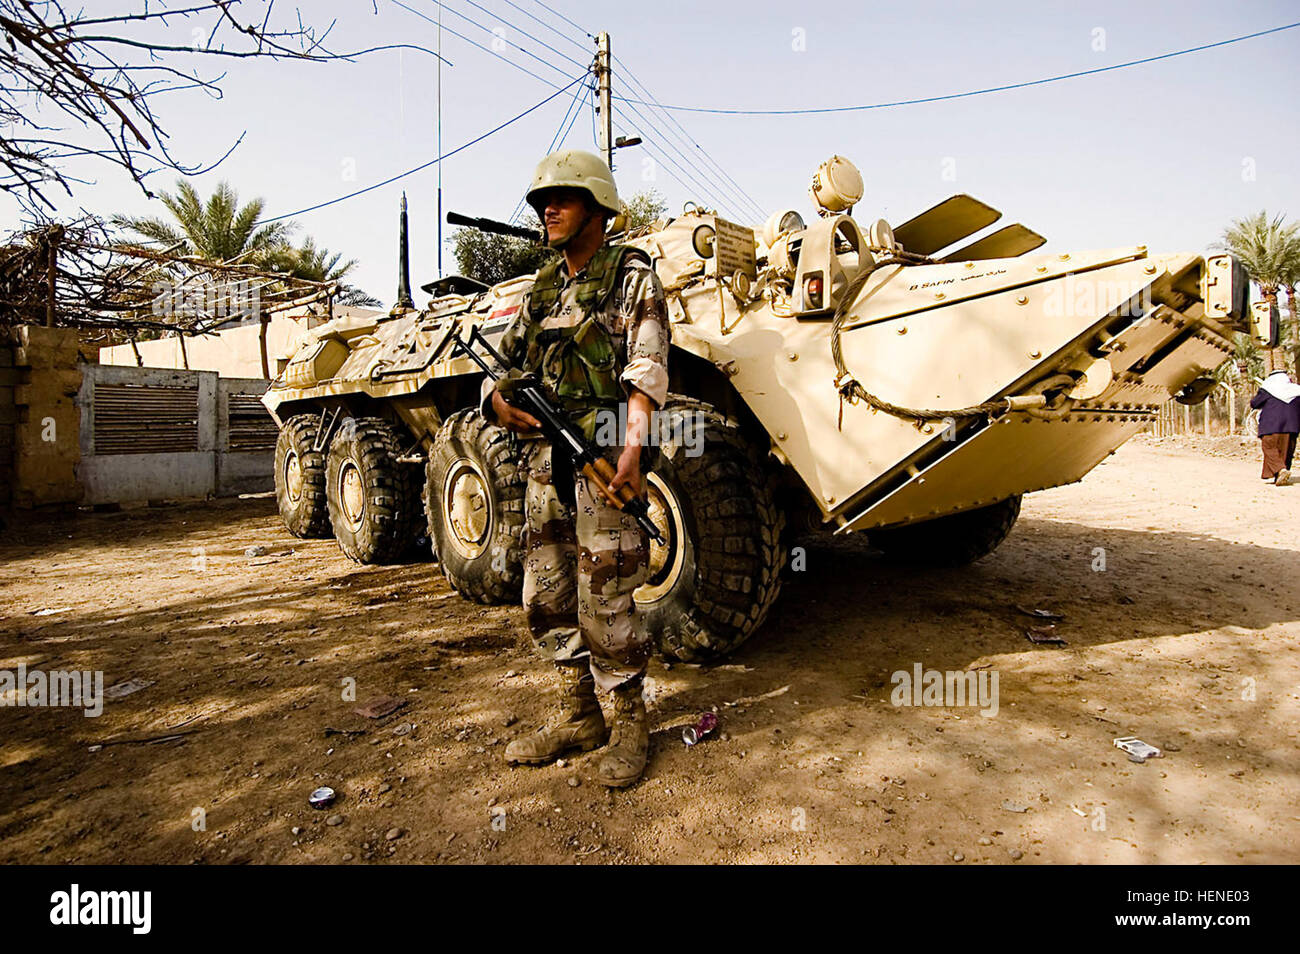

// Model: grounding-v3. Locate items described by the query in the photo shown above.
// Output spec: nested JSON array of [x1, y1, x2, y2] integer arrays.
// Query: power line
[[507, 2, 757, 218], [532, 0, 593, 41], [612, 20, 1300, 115], [402, 0, 758, 219], [263, 73, 587, 222], [614, 57, 764, 221], [517, 0, 764, 219], [614, 118, 741, 221], [610, 93, 741, 219], [555, 82, 589, 151], [500, 0, 591, 58], [457, 0, 590, 72], [475, 0, 743, 216], [390, 0, 569, 88], [508, 79, 592, 224]]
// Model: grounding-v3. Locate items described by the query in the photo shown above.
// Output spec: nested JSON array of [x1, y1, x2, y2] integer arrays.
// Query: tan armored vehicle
[[264, 155, 1264, 661]]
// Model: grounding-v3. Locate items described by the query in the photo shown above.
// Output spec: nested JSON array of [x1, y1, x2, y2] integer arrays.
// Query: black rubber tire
[[425, 408, 527, 604], [274, 414, 330, 539], [325, 417, 423, 564], [869, 495, 1022, 567], [638, 398, 785, 662]]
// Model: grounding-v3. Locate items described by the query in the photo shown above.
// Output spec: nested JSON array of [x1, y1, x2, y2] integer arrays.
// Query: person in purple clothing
[[1250, 370, 1300, 486]]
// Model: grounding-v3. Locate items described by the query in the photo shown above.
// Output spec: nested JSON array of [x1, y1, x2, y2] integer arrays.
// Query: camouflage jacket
[[480, 248, 671, 420]]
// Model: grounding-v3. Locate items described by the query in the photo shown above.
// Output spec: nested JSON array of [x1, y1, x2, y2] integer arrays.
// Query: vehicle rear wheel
[[869, 495, 1022, 566], [325, 417, 423, 564], [274, 414, 330, 539], [637, 398, 785, 662], [425, 409, 526, 604]]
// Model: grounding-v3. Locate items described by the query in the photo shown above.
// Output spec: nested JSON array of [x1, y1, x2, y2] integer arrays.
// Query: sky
[[5, 0, 1298, 308]]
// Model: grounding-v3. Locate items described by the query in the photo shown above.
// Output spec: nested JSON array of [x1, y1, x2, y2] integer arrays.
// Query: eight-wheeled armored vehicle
[[263, 155, 1263, 661]]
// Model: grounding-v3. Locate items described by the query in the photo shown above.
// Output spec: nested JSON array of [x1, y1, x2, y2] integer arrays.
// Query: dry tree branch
[[0, 1, 448, 214]]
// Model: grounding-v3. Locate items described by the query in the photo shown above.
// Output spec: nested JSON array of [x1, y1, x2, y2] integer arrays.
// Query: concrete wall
[[99, 306, 381, 378]]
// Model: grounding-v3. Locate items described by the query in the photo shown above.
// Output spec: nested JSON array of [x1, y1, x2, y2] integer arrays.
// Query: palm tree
[[1275, 231, 1300, 378], [268, 238, 380, 307], [112, 179, 293, 262], [1217, 211, 1299, 373]]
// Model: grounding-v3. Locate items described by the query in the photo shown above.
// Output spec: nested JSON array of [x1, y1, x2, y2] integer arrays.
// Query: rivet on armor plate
[[1029, 350, 1041, 358], [1144, 264, 1156, 274], [1059, 253, 1070, 261], [922, 424, 933, 434], [787, 352, 799, 361], [777, 432, 787, 441], [897, 326, 908, 335], [825, 494, 836, 504], [1016, 295, 1029, 305], [964, 261, 975, 269], [934, 292, 946, 300], [1036, 265, 1048, 273]]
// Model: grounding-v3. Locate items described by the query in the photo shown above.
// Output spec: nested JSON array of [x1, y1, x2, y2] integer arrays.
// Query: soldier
[[482, 149, 669, 788]]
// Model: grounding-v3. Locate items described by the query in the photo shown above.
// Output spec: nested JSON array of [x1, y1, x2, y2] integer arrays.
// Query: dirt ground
[[1, 435, 1297, 865]]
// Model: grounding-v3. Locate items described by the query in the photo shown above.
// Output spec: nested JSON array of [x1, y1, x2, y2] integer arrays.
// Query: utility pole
[[595, 32, 612, 170]]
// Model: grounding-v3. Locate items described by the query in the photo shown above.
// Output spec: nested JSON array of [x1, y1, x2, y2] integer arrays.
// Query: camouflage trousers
[[521, 440, 651, 693]]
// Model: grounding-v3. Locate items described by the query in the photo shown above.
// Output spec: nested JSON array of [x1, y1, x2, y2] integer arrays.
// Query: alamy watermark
[[151, 278, 260, 322], [0, 665, 103, 717], [50, 884, 150, 934], [1042, 276, 1153, 319], [592, 404, 704, 457], [891, 663, 999, 717]]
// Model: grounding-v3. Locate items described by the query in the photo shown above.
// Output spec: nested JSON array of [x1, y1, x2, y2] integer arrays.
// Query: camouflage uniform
[[483, 249, 670, 692]]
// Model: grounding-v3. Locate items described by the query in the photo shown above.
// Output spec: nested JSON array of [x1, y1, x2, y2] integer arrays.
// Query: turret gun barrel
[[446, 212, 538, 241]]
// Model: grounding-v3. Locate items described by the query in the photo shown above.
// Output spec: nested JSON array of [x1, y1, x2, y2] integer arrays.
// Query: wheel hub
[[443, 460, 491, 558], [284, 451, 303, 502], [339, 461, 365, 530]]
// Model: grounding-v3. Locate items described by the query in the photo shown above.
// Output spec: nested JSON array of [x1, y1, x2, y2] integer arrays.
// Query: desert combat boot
[[596, 677, 649, 788], [505, 664, 607, 765]]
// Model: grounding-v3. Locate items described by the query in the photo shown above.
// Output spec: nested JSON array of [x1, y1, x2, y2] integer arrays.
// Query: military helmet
[[526, 149, 620, 218]]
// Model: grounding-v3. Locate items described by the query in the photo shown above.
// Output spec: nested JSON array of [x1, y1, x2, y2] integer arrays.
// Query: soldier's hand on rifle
[[608, 388, 654, 499], [491, 388, 542, 434], [608, 443, 643, 500]]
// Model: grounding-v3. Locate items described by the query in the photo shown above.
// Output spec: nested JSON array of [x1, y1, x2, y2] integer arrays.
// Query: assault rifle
[[448, 325, 665, 544]]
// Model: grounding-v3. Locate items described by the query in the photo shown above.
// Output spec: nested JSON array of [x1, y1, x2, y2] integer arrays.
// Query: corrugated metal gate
[[226, 392, 278, 451], [92, 382, 199, 455], [78, 368, 274, 503]]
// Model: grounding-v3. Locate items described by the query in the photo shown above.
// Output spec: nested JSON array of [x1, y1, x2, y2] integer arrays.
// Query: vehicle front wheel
[[636, 398, 785, 662], [425, 409, 527, 604]]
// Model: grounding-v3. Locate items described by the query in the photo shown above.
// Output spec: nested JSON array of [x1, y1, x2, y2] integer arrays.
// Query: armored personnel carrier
[[263, 155, 1266, 661]]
